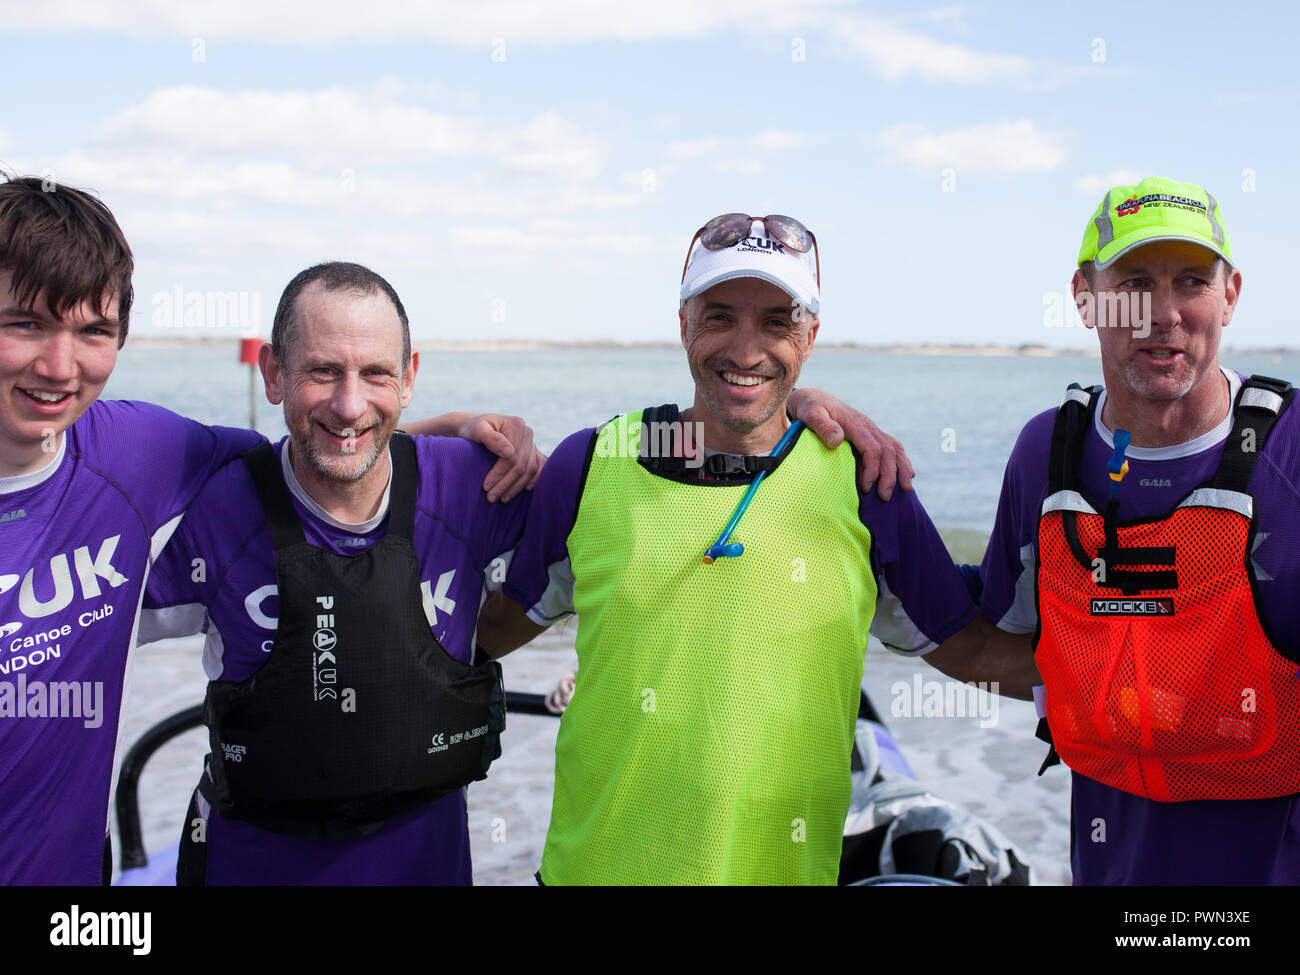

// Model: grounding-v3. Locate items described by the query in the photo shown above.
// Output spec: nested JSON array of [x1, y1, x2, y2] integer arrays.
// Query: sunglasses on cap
[[680, 213, 820, 286]]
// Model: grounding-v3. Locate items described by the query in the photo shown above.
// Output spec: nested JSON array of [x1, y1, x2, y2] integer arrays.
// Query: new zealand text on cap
[[1078, 176, 1234, 270]]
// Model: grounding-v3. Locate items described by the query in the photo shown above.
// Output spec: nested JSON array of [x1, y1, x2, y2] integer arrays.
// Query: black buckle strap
[[1212, 374, 1295, 494], [386, 433, 417, 541], [703, 453, 780, 476], [1096, 569, 1179, 595], [1101, 546, 1176, 566], [1061, 509, 1178, 595], [1047, 384, 1102, 496], [243, 436, 415, 549], [1098, 497, 1178, 595], [242, 442, 306, 551], [1035, 717, 1060, 774]]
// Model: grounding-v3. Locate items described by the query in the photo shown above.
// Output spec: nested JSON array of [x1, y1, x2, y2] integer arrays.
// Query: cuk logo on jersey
[[0, 535, 129, 620], [0, 622, 20, 639], [1090, 598, 1175, 616]]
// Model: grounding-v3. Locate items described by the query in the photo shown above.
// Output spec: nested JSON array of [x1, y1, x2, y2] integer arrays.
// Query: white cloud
[[1073, 169, 1144, 195], [5, 0, 839, 45], [448, 224, 649, 254], [713, 158, 765, 177], [879, 119, 1066, 173], [494, 113, 607, 180], [54, 85, 621, 214], [750, 130, 808, 152], [10, 2, 1039, 89], [114, 204, 325, 261], [91, 86, 478, 159], [830, 13, 1031, 84], [1211, 92, 1259, 106], [55, 152, 345, 207], [921, 6, 965, 24], [448, 226, 547, 251], [665, 138, 724, 162], [660, 130, 809, 177]]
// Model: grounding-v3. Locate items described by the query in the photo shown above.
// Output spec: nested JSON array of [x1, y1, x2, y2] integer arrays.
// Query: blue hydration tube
[[703, 421, 805, 564], [1108, 429, 1132, 502]]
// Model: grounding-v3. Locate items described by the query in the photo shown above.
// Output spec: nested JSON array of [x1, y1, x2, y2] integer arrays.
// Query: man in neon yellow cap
[[477, 212, 1039, 885], [799, 176, 1300, 884]]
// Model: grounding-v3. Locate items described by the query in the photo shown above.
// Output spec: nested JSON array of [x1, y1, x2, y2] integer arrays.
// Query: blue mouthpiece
[[705, 542, 745, 562], [1107, 428, 1131, 502], [1107, 429, 1131, 477]]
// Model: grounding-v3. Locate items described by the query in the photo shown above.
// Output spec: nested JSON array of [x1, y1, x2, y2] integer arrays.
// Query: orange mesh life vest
[[1034, 376, 1300, 802]]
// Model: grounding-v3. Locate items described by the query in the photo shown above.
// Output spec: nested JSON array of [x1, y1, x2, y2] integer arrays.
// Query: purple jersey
[[0, 401, 262, 885], [142, 435, 528, 884], [506, 416, 974, 656], [980, 369, 1300, 884]]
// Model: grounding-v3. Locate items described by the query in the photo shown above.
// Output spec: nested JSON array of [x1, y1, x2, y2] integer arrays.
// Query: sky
[[2, 0, 1297, 348]]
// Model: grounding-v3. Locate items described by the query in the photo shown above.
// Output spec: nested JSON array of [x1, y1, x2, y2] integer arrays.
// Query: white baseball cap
[[679, 217, 820, 316]]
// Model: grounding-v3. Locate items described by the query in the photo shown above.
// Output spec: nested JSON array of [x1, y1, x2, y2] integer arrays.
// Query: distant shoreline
[[122, 336, 1300, 357]]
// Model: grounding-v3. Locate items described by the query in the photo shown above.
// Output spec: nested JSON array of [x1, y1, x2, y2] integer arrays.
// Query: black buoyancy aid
[[1034, 374, 1300, 801], [202, 434, 505, 839]]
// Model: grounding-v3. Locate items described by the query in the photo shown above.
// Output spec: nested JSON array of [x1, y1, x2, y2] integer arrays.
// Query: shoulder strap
[[1046, 384, 1102, 495], [386, 433, 418, 541], [637, 404, 684, 474], [636, 403, 786, 477], [241, 442, 306, 551], [1212, 374, 1295, 493]]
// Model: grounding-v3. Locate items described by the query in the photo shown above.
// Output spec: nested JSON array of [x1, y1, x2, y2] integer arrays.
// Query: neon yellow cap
[[1078, 176, 1233, 269]]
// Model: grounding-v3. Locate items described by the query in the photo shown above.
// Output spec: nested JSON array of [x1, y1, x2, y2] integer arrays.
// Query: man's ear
[[400, 350, 420, 409], [258, 342, 284, 405], [1071, 269, 1096, 330], [1221, 266, 1243, 328], [802, 317, 820, 361], [679, 305, 689, 348]]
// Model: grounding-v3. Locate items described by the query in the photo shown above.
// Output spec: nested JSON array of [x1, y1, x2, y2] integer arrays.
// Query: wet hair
[[271, 262, 411, 370], [0, 174, 134, 346]]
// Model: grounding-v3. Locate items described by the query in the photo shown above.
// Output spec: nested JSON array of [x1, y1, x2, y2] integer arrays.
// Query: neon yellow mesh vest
[[540, 409, 877, 885]]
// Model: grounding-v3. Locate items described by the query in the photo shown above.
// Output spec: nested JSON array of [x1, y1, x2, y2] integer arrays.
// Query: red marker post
[[239, 338, 261, 429]]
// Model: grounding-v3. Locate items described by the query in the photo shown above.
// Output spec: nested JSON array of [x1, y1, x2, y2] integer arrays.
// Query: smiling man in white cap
[[676, 213, 823, 454], [477, 212, 1039, 885]]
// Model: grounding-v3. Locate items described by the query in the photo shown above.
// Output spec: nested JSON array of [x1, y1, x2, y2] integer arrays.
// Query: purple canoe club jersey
[[0, 400, 263, 885], [141, 435, 528, 885], [981, 370, 1300, 884]]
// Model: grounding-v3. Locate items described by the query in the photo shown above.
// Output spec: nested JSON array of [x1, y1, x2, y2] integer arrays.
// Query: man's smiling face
[[0, 270, 120, 475], [679, 277, 819, 445], [263, 280, 415, 485]]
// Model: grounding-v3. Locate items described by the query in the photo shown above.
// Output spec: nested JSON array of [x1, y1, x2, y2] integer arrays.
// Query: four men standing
[[1, 171, 1295, 885]]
